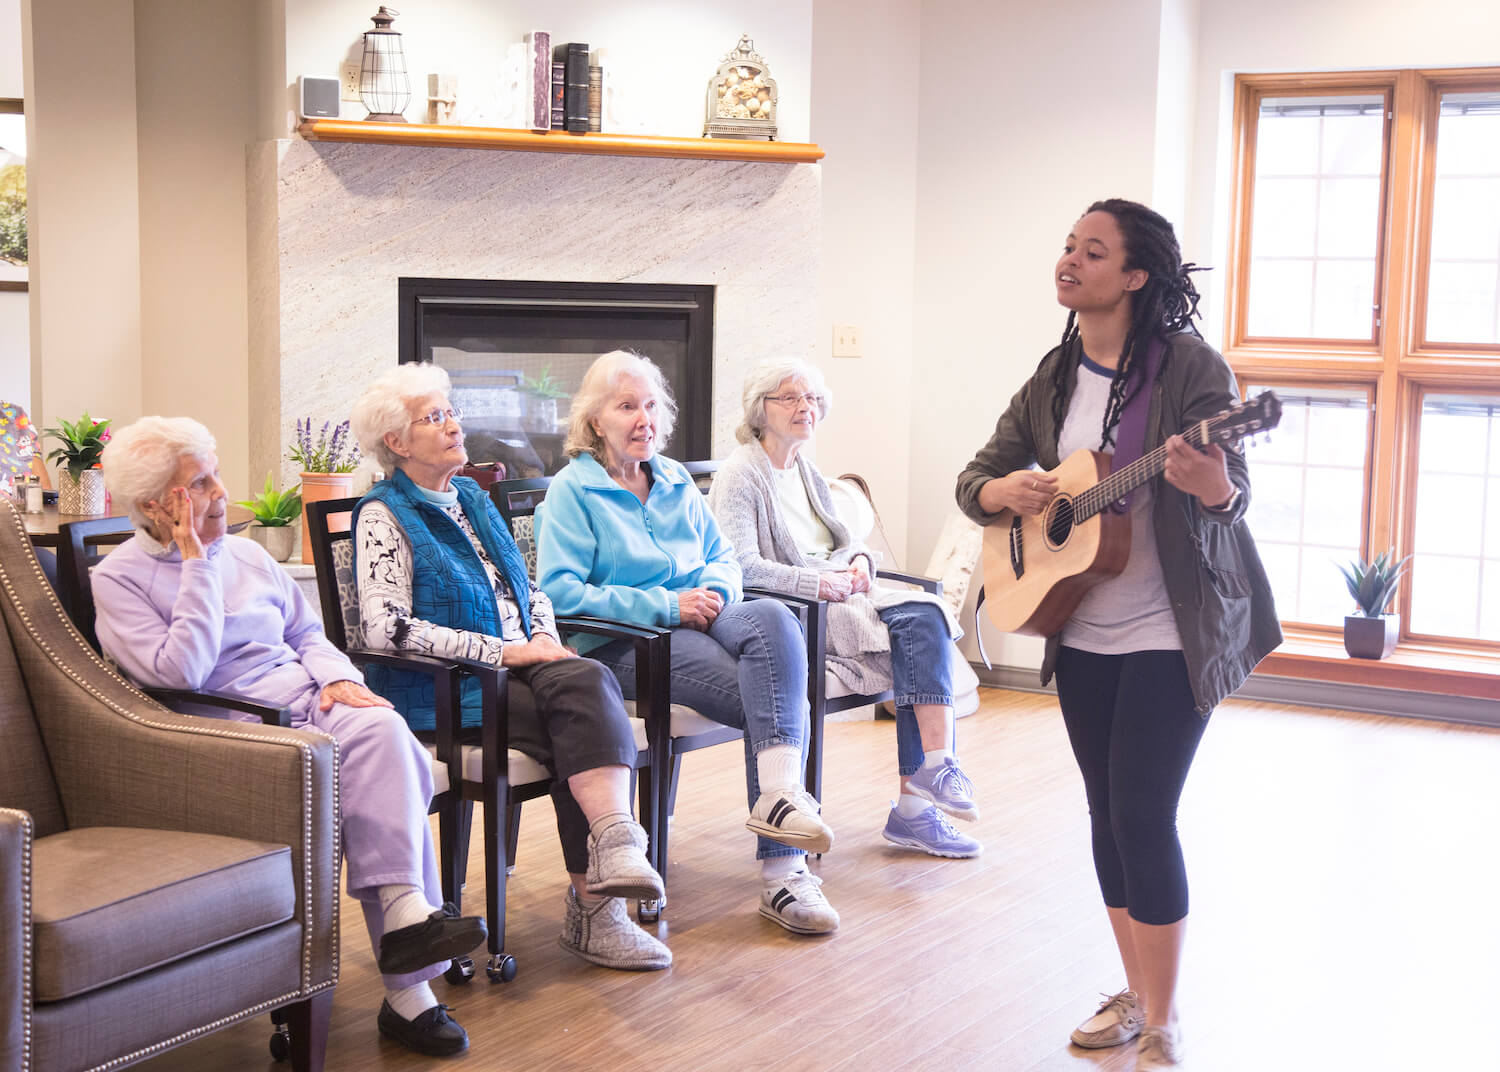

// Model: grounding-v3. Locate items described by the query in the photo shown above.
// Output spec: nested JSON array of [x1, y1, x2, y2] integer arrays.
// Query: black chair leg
[[483, 791, 517, 983], [435, 795, 472, 907], [504, 802, 522, 875], [285, 989, 333, 1072]]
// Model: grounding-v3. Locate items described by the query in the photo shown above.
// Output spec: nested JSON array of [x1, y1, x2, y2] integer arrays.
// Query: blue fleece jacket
[[537, 453, 743, 649]]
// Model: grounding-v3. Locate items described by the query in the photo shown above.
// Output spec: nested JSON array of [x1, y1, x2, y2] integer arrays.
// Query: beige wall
[[133, 1, 257, 495], [23, 0, 142, 450]]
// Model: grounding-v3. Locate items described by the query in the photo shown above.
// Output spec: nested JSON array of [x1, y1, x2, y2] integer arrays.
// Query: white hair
[[736, 358, 832, 444], [351, 363, 453, 471], [101, 416, 218, 528], [564, 350, 677, 461]]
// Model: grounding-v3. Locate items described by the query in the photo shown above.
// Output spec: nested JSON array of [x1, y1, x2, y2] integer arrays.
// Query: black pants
[[1054, 647, 1209, 926], [491, 657, 637, 876]]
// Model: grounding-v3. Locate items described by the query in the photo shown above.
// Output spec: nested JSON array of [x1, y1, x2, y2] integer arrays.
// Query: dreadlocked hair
[[1048, 198, 1209, 449]]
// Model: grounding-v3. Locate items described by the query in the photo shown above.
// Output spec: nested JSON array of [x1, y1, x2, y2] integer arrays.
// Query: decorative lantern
[[704, 35, 777, 141], [360, 6, 410, 122]]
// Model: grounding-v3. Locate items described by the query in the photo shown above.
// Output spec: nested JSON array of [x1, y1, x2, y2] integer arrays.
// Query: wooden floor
[[137, 689, 1500, 1072]]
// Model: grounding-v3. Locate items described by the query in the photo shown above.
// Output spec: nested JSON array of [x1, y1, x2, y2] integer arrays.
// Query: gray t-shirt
[[1055, 355, 1182, 654]]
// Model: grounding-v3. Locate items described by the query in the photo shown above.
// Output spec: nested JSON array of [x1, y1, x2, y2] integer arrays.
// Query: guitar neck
[[1073, 422, 1212, 522]]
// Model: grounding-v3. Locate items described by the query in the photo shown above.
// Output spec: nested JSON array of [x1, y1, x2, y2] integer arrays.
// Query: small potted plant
[[1338, 548, 1411, 659], [235, 473, 302, 562], [44, 412, 111, 515], [521, 366, 570, 434], [289, 418, 361, 563]]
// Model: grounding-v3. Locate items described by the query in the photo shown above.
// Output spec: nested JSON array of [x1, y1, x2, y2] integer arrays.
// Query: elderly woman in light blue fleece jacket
[[537, 350, 841, 936], [91, 416, 484, 1058], [709, 358, 981, 863]]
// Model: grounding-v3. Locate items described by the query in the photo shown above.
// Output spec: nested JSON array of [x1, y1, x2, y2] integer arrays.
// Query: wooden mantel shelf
[[296, 119, 824, 164]]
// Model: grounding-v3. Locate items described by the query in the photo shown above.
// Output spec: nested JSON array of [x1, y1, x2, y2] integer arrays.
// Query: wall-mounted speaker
[[299, 76, 340, 120]]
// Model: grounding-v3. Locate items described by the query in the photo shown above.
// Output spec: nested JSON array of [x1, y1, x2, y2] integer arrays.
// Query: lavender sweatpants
[[287, 683, 447, 990]]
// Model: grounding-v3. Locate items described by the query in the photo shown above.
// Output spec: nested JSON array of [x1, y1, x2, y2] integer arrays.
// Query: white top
[[773, 463, 835, 559], [1055, 355, 1182, 654]]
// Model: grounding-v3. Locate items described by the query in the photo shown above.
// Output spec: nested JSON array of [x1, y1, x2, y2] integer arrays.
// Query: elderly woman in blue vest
[[536, 350, 840, 937], [710, 359, 981, 861], [349, 363, 670, 973]]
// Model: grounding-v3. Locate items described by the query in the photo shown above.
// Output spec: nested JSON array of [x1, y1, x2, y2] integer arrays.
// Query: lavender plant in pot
[[288, 418, 361, 564], [235, 473, 302, 562], [1338, 549, 1411, 659]]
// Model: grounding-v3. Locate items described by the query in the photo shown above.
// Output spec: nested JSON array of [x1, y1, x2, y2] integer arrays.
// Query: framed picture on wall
[[0, 99, 25, 293]]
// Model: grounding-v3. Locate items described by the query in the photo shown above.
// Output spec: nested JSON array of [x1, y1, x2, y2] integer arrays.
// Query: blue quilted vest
[[352, 469, 532, 730]]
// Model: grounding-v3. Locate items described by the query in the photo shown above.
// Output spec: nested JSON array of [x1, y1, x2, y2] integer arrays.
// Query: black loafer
[[377, 1000, 469, 1056], [377, 902, 487, 975]]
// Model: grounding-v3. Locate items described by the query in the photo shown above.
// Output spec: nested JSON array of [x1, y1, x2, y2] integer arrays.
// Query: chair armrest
[[873, 569, 943, 597], [556, 614, 663, 643], [0, 808, 31, 1068], [143, 687, 290, 726]]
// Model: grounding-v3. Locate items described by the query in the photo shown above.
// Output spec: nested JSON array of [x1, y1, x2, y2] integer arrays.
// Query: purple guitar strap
[[1106, 334, 1165, 514]]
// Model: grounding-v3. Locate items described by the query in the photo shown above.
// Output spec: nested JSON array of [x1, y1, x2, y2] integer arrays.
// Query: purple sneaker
[[882, 803, 982, 858], [906, 756, 979, 822]]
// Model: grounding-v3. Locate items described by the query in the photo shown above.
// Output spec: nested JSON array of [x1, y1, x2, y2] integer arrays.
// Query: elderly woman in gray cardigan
[[709, 359, 982, 859]]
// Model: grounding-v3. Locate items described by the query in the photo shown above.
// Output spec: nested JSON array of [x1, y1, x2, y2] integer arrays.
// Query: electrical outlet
[[340, 62, 362, 102], [832, 324, 862, 358]]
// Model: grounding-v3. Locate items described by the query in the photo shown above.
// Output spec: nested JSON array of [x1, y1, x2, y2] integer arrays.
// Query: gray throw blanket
[[710, 441, 961, 697]]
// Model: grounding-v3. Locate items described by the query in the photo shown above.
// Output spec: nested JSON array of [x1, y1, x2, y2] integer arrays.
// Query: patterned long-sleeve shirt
[[356, 499, 558, 665]]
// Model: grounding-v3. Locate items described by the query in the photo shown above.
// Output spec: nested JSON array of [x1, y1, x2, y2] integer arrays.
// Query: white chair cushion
[[621, 703, 726, 746], [426, 743, 551, 796]]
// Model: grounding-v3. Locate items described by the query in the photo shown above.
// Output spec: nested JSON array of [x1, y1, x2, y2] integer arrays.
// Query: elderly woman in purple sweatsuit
[[92, 416, 483, 1058]]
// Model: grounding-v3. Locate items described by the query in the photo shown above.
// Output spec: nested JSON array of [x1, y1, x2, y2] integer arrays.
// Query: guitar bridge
[[1008, 515, 1024, 579]]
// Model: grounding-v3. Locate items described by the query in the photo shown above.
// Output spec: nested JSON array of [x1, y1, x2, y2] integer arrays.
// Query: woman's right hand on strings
[[677, 587, 724, 631], [977, 470, 1057, 518], [145, 486, 204, 560], [818, 570, 854, 602]]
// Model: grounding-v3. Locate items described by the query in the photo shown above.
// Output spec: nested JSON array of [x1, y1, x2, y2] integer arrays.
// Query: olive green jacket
[[955, 332, 1281, 714]]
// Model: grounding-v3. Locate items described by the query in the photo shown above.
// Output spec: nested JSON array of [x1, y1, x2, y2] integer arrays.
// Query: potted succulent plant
[[44, 412, 111, 515], [235, 473, 302, 562], [289, 418, 361, 563], [521, 366, 570, 434], [1338, 548, 1411, 659]]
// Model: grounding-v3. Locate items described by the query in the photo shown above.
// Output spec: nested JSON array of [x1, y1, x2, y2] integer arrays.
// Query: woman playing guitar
[[955, 199, 1280, 1070]]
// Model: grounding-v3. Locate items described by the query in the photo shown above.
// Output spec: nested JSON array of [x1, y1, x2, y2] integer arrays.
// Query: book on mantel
[[523, 30, 551, 130], [553, 42, 590, 133], [550, 61, 565, 130]]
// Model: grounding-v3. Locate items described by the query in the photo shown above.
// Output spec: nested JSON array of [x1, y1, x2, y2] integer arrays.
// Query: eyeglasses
[[764, 393, 824, 408], [411, 406, 463, 427]]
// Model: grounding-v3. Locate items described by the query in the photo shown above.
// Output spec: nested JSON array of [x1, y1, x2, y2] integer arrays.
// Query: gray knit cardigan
[[709, 441, 960, 696]]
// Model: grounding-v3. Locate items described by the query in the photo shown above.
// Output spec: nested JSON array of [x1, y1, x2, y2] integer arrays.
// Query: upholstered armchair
[[0, 502, 338, 1072]]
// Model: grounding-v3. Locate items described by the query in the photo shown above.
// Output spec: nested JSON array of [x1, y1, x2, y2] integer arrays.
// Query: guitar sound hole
[[1045, 496, 1074, 548]]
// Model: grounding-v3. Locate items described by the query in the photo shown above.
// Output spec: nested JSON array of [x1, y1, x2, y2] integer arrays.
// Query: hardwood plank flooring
[[134, 689, 1500, 1071]]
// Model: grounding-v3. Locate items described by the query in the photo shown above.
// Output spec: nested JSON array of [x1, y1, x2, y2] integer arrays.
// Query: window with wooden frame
[[1226, 69, 1500, 650]]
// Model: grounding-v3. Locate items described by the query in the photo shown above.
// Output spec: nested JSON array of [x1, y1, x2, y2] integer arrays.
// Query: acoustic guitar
[[980, 390, 1282, 638]]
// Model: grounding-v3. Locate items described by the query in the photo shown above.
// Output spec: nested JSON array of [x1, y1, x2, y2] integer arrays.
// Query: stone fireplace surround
[[247, 138, 821, 489]]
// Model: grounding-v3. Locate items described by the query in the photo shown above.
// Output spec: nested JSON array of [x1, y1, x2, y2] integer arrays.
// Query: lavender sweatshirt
[[93, 530, 360, 714]]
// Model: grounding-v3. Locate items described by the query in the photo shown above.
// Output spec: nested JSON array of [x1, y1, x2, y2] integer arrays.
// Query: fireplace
[[398, 279, 714, 477]]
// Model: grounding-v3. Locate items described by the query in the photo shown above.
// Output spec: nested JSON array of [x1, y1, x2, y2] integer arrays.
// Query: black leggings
[[1054, 647, 1209, 926]]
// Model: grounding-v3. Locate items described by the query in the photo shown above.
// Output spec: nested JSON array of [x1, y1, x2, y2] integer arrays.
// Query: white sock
[[384, 980, 438, 1022], [896, 792, 930, 819], [760, 855, 806, 884], [921, 749, 954, 769], [756, 745, 804, 793], [378, 884, 437, 934]]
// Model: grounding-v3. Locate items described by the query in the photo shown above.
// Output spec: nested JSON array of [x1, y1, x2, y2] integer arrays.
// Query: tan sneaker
[[1136, 1025, 1184, 1069], [1070, 989, 1144, 1048], [558, 888, 672, 970]]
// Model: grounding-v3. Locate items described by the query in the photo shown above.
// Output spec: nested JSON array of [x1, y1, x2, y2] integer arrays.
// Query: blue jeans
[[878, 601, 955, 776], [591, 598, 810, 860]]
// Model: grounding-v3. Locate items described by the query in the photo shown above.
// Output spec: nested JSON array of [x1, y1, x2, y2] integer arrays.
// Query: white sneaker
[[1070, 989, 1144, 1048], [747, 787, 834, 854], [759, 870, 839, 935]]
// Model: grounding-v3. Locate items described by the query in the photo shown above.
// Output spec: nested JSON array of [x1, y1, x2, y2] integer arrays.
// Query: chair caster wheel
[[268, 1026, 290, 1061], [637, 897, 662, 923], [443, 955, 476, 984], [486, 954, 517, 983]]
